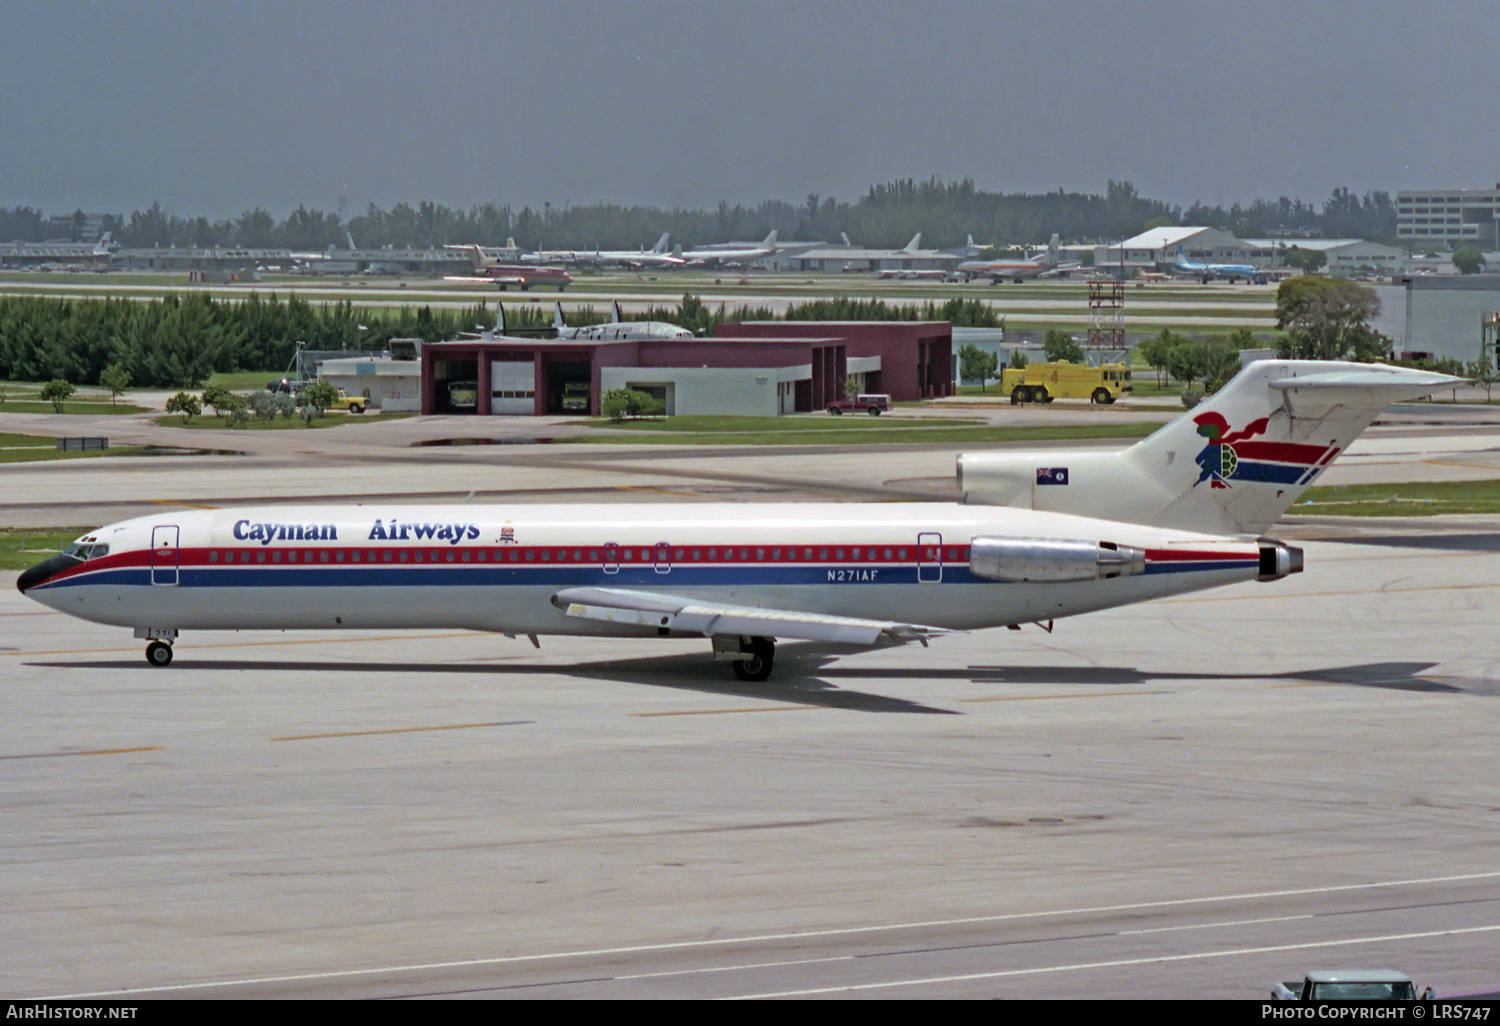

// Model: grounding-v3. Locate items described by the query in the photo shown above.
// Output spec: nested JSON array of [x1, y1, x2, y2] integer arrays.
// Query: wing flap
[[553, 587, 947, 646]]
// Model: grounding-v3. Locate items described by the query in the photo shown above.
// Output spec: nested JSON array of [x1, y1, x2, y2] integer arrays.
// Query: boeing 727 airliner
[[18, 362, 1458, 680]]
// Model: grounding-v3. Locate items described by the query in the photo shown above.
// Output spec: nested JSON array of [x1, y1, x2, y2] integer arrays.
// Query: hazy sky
[[4, 0, 1498, 218]]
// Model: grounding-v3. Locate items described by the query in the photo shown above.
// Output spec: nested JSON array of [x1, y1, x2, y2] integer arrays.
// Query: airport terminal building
[[417, 322, 952, 417]]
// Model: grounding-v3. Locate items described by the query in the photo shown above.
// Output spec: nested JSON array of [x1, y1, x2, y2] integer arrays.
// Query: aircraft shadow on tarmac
[[30, 652, 1483, 714]]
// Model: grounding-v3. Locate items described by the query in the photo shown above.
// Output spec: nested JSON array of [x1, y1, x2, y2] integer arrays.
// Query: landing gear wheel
[[1092, 387, 1110, 405], [732, 637, 775, 682], [1011, 386, 1027, 405], [146, 641, 173, 667]]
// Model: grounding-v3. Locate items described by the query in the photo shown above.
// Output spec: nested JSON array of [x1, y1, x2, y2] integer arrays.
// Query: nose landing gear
[[135, 628, 179, 667]]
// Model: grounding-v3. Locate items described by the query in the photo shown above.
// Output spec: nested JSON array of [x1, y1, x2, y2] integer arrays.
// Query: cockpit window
[[63, 543, 109, 560]]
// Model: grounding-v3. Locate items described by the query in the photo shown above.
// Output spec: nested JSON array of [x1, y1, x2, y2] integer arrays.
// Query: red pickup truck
[[826, 393, 892, 416]]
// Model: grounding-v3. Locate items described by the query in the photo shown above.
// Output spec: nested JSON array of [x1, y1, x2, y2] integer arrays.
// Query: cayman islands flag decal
[[1192, 411, 1338, 490], [1036, 467, 1069, 486]]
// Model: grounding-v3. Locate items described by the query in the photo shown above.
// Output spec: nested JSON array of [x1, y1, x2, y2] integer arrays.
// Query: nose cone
[[16, 554, 81, 595]]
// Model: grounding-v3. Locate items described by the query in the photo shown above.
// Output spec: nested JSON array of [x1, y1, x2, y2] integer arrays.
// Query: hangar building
[[418, 322, 951, 417]]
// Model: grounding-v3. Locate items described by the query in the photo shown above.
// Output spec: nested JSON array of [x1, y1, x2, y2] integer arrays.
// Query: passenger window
[[446, 551, 455, 563], [693, 549, 701, 560], [320, 551, 329, 563], [241, 552, 250, 563], [399, 551, 408, 563], [574, 550, 583, 562], [462, 551, 471, 562], [525, 550, 534, 562], [257, 552, 266, 563], [804, 548, 813, 560], [836, 548, 845, 560], [771, 548, 781, 560], [209, 552, 218, 563], [384, 551, 393, 563], [336, 551, 345, 563], [674, 549, 684, 560], [415, 551, 424, 563], [541, 549, 551, 561], [708, 548, 716, 559], [739, 548, 749, 560], [898, 548, 907, 560], [884, 548, 893, 560], [756, 548, 765, 560], [272, 551, 282, 563], [819, 549, 828, 560]]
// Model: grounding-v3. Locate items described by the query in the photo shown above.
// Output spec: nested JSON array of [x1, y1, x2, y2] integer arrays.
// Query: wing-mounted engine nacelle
[[968, 538, 1146, 583], [1257, 541, 1304, 582]]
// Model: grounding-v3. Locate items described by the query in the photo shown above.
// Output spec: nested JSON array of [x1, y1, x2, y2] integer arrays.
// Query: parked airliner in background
[[674, 231, 778, 268], [552, 300, 694, 341], [957, 234, 1076, 282], [19, 362, 1457, 681], [1174, 256, 1264, 284]]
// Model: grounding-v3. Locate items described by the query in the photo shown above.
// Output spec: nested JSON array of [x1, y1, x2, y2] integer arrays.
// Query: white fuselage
[[25, 503, 1266, 638]]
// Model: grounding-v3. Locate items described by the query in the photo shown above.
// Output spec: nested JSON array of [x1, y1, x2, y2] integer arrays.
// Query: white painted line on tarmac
[[725, 923, 1500, 999], [33, 870, 1500, 999], [1117, 913, 1314, 935]]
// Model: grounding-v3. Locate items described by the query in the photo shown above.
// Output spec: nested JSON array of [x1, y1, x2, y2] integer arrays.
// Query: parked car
[[1271, 971, 1432, 1001], [826, 393, 892, 416]]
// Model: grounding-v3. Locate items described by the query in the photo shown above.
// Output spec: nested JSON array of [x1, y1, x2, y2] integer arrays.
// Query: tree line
[[0, 293, 1005, 389], [2, 179, 1400, 252]]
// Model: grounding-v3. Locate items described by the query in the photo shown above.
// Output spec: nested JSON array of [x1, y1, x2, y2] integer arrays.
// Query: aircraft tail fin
[[841, 232, 853, 247], [346, 232, 358, 251], [904, 233, 922, 253], [959, 361, 1463, 537], [553, 301, 566, 331], [611, 300, 622, 323], [653, 232, 669, 254], [763, 230, 778, 248], [1046, 233, 1059, 263], [496, 303, 505, 335]]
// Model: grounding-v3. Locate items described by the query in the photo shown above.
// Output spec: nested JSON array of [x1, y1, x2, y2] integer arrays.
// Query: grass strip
[[1289, 479, 1500, 517]]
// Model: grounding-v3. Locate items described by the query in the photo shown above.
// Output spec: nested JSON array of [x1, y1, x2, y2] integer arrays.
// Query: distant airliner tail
[[959, 361, 1462, 537], [653, 232, 670, 254], [904, 233, 922, 253], [553, 301, 566, 331]]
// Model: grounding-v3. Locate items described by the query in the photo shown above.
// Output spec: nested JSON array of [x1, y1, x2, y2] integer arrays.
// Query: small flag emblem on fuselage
[[1036, 467, 1069, 485]]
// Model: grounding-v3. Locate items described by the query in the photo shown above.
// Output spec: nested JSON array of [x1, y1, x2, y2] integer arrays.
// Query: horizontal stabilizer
[[552, 587, 948, 646]]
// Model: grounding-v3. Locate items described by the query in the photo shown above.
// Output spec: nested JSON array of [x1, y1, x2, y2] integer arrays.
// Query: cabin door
[[151, 526, 180, 586]]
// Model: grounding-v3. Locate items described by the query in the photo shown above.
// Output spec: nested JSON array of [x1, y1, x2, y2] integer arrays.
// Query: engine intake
[[968, 538, 1145, 583]]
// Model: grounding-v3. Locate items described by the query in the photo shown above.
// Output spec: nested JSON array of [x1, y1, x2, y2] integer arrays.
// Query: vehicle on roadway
[[826, 393, 891, 416], [1003, 361, 1132, 404], [327, 388, 367, 414], [17, 361, 1459, 681], [1271, 971, 1431, 1001]]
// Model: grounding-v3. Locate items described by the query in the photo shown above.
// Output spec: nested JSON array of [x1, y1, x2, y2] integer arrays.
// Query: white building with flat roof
[[1241, 238, 1406, 276]]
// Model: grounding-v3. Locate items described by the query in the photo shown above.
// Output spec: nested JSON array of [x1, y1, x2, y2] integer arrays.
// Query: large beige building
[[1397, 187, 1500, 247]]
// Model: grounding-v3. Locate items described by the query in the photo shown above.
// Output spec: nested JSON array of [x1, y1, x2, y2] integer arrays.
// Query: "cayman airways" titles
[[368, 519, 481, 544]]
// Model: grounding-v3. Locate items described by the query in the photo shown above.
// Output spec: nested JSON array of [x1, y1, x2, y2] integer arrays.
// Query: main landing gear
[[714, 635, 776, 682]]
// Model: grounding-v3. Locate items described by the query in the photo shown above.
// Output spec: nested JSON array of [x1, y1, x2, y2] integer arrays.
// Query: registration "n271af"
[[827, 569, 879, 582]]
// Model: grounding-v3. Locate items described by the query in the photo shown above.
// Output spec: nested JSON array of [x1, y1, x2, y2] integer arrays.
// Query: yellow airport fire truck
[[1001, 361, 1133, 405]]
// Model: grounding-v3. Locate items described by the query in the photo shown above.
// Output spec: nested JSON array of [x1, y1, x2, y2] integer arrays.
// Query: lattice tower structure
[[1087, 280, 1125, 354]]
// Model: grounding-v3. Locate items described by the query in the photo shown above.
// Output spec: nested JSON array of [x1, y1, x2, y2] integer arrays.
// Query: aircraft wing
[[551, 587, 949, 646]]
